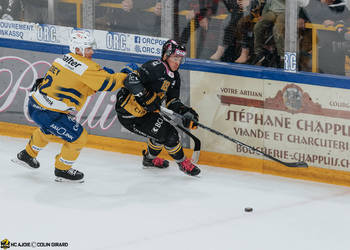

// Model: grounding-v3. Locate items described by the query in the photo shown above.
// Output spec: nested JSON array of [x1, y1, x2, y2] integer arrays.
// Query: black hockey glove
[[135, 90, 161, 112], [181, 107, 199, 129], [31, 78, 44, 92]]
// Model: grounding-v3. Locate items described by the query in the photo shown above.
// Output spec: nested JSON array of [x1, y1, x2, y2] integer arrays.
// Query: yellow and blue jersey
[[32, 53, 126, 113]]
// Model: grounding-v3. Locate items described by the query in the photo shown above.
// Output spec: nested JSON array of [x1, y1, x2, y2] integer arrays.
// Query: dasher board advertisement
[[191, 71, 350, 171], [0, 19, 167, 56]]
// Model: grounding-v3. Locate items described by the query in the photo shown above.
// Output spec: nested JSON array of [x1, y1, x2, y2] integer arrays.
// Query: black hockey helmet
[[161, 39, 186, 62]]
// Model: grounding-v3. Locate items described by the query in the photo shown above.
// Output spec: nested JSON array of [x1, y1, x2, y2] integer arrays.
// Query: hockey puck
[[244, 207, 253, 212]]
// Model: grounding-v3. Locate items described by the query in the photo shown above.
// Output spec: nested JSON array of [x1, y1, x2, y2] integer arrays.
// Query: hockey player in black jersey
[[115, 40, 200, 176]]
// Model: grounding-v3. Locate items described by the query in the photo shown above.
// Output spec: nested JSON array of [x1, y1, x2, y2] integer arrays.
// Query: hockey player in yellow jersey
[[12, 30, 126, 182]]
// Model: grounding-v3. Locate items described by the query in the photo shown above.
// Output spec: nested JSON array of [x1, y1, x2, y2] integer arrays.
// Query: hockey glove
[[103, 66, 115, 74], [120, 63, 139, 74], [31, 78, 44, 92], [135, 90, 161, 112], [182, 108, 199, 129]]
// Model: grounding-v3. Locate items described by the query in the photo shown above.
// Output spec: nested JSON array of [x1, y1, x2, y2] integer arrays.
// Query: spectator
[[210, 0, 243, 61], [250, 0, 285, 67], [0, 0, 22, 21], [301, 0, 350, 75], [95, 0, 130, 31], [96, 0, 161, 36], [22, 0, 50, 24], [298, 8, 313, 72], [55, 0, 76, 27], [179, 0, 219, 45], [134, 0, 162, 36], [234, 0, 266, 63]]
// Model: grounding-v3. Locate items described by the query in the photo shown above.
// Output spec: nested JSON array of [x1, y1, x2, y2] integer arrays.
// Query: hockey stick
[[175, 124, 201, 163], [161, 112, 201, 163], [160, 107, 308, 168]]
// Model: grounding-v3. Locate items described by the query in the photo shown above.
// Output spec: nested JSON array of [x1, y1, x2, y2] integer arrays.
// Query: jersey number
[[39, 74, 53, 95], [161, 80, 170, 92]]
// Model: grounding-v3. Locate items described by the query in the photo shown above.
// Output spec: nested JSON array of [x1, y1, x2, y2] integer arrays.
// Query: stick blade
[[283, 161, 308, 168]]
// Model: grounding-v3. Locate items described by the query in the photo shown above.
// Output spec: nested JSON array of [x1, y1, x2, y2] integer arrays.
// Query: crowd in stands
[[1, 0, 350, 75], [95, 0, 162, 36]]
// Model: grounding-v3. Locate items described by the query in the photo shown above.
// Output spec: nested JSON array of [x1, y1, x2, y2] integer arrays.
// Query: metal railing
[[304, 23, 346, 73]]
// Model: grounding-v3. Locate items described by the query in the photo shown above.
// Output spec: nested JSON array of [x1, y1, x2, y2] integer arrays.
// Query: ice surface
[[1, 135, 350, 250]]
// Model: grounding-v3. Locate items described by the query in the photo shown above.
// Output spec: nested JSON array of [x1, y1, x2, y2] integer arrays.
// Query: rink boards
[[1, 20, 350, 186]]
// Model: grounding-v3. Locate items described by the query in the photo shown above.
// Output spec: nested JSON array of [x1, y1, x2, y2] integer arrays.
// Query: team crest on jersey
[[167, 71, 174, 78], [55, 54, 88, 76]]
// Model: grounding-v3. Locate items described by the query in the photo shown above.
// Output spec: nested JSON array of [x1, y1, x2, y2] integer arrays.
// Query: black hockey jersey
[[116, 59, 183, 117]]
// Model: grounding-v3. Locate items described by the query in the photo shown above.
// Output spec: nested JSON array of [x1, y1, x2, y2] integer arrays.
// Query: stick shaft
[[160, 107, 308, 168], [160, 110, 201, 163]]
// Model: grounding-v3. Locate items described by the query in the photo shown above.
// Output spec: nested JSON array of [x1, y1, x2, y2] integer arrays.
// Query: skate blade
[[142, 165, 155, 169], [184, 173, 201, 178], [55, 177, 84, 183], [142, 166, 168, 169], [11, 158, 38, 170], [180, 169, 201, 178]]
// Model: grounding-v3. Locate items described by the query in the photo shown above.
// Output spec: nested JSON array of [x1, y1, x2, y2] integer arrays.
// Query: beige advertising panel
[[191, 71, 350, 172]]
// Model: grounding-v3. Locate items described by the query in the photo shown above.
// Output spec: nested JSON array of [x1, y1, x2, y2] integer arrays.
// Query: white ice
[[1, 135, 350, 250]]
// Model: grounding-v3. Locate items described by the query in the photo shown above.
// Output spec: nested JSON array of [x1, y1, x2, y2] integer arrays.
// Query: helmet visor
[[174, 49, 186, 64]]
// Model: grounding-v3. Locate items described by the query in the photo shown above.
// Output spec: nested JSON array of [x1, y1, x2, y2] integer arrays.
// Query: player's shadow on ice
[[29, 167, 205, 211]]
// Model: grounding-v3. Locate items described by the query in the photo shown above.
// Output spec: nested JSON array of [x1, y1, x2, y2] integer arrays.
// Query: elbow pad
[[124, 72, 145, 95], [135, 89, 161, 112]]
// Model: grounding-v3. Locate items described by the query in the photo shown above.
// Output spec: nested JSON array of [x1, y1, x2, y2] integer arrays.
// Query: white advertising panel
[[191, 71, 350, 171], [0, 19, 167, 56]]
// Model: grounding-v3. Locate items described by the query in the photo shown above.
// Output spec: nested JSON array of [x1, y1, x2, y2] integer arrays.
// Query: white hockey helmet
[[69, 29, 97, 56]]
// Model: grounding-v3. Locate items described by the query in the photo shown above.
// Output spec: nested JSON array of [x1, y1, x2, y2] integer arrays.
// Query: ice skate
[[142, 150, 169, 169], [178, 158, 200, 176], [11, 149, 40, 169], [54, 168, 84, 183]]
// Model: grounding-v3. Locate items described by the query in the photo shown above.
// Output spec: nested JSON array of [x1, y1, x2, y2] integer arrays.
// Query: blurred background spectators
[[0, 0, 22, 21], [1, 0, 350, 76]]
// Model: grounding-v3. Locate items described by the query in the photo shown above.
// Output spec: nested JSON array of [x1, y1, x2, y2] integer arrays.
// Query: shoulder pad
[[143, 60, 164, 70]]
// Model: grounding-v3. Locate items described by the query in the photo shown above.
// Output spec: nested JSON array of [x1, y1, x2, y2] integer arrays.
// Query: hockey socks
[[166, 143, 201, 176]]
